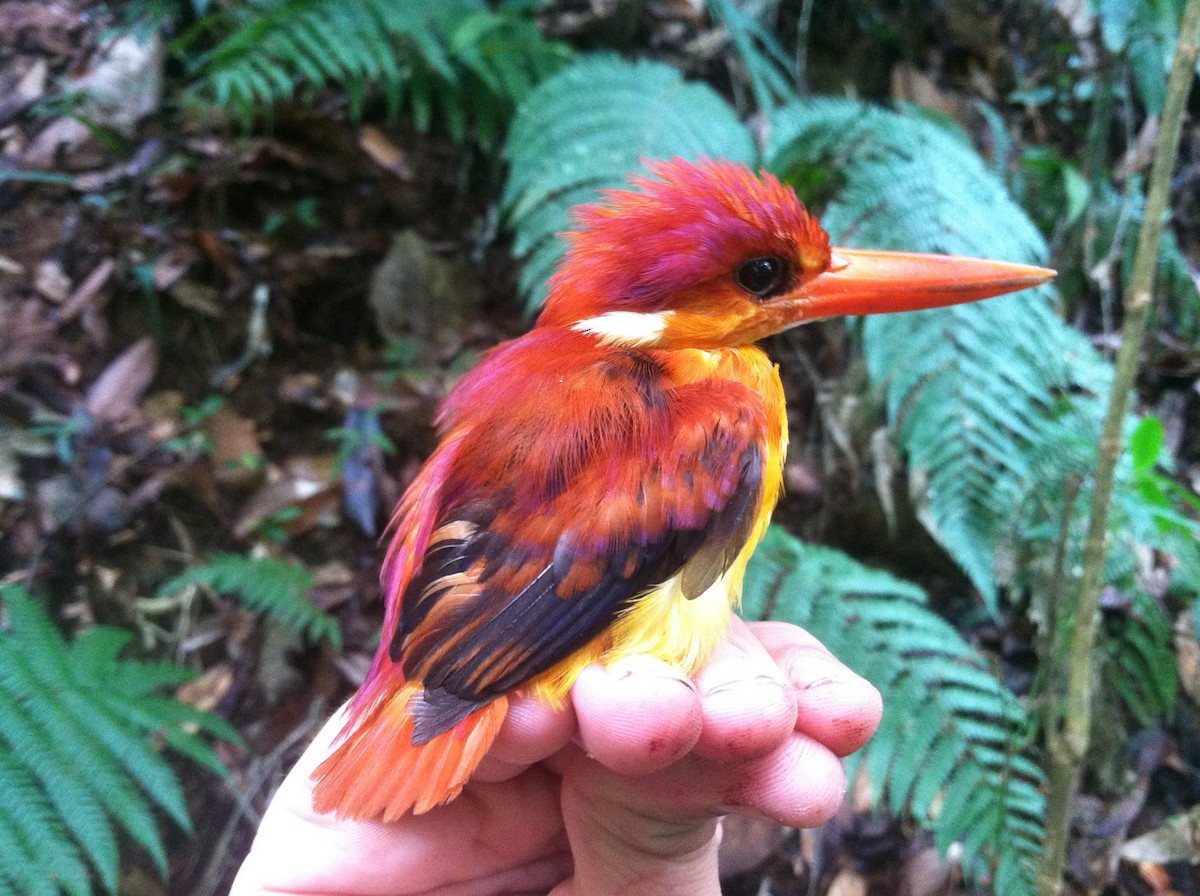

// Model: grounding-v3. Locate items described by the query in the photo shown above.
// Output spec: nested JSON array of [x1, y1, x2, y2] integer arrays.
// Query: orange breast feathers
[[311, 329, 777, 820]]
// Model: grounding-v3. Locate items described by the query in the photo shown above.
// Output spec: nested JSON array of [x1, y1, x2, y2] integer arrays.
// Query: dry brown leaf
[[1174, 610, 1200, 705], [233, 455, 339, 540], [0, 254, 25, 277], [826, 868, 868, 896], [1121, 806, 1200, 865], [717, 815, 789, 878], [163, 460, 222, 511], [890, 63, 964, 124], [0, 4, 83, 56], [358, 125, 413, 179], [141, 390, 185, 441], [1135, 861, 1183, 895], [10, 56, 48, 110], [369, 230, 483, 343], [204, 404, 264, 489], [650, 0, 706, 23], [902, 845, 955, 896], [175, 664, 234, 714], [148, 169, 199, 205], [277, 372, 334, 411], [169, 279, 223, 316], [152, 244, 199, 291], [310, 561, 357, 612], [34, 257, 71, 301], [85, 337, 159, 422], [57, 257, 114, 324], [22, 116, 96, 169]]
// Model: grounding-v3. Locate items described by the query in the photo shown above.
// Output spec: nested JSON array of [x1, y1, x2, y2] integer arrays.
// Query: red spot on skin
[[719, 781, 752, 808], [646, 737, 667, 755], [718, 734, 752, 757], [830, 717, 878, 756]]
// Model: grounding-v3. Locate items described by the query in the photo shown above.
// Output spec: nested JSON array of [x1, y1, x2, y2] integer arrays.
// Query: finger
[[714, 733, 847, 828], [691, 616, 797, 761], [474, 693, 575, 782], [570, 656, 703, 776], [554, 761, 723, 896], [747, 621, 883, 757], [556, 728, 845, 833]]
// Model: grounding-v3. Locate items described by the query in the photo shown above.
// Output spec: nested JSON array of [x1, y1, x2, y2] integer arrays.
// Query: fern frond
[[0, 585, 235, 896], [742, 527, 1044, 893], [0, 687, 120, 893], [186, 0, 569, 141], [159, 552, 340, 648], [764, 99, 1188, 742], [765, 99, 1112, 611], [1100, 591, 1177, 725], [0, 752, 89, 896], [999, 402, 1183, 725], [705, 0, 796, 111], [501, 55, 757, 311]]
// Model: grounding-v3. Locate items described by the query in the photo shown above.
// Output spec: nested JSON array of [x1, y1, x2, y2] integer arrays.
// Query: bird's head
[[537, 157, 1054, 349]]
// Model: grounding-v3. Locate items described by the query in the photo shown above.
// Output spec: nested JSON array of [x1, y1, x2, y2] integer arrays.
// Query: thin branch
[[1035, 2, 1200, 893]]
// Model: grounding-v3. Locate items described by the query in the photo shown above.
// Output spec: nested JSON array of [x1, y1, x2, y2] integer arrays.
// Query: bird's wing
[[390, 346, 768, 742]]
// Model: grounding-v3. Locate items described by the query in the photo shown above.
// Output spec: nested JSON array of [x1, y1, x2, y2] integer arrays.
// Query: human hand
[[231, 618, 882, 896]]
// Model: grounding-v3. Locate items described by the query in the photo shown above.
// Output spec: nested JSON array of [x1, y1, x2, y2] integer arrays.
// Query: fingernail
[[606, 655, 697, 692], [801, 676, 838, 691], [785, 656, 865, 691], [706, 673, 789, 697]]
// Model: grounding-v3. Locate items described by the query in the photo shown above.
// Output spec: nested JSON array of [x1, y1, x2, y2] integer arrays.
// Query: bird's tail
[[311, 668, 509, 820]]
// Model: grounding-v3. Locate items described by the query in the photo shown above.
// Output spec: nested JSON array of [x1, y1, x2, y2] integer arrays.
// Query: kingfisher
[[311, 157, 1054, 820]]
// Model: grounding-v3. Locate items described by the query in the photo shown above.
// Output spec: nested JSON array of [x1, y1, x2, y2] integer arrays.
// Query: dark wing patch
[[408, 688, 489, 744], [678, 446, 761, 597]]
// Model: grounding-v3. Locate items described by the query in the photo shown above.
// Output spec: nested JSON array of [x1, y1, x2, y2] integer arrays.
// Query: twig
[[210, 283, 273, 389], [794, 0, 814, 95], [1035, 2, 1200, 893], [1042, 472, 1082, 668]]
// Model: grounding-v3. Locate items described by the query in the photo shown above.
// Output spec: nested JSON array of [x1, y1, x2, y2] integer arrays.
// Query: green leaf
[[765, 98, 1112, 611], [1061, 163, 1091, 227], [0, 585, 235, 895], [1129, 416, 1164, 476], [1096, 0, 1137, 51], [186, 0, 569, 141], [705, 0, 795, 111], [159, 553, 340, 648]]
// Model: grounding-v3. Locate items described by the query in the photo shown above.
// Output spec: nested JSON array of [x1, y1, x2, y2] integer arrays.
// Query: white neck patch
[[571, 310, 670, 347]]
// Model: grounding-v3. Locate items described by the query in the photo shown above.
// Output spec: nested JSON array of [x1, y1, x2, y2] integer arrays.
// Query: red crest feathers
[[538, 157, 830, 327]]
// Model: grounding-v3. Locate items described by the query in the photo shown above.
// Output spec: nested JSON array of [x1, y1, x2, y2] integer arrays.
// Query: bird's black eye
[[735, 256, 788, 297]]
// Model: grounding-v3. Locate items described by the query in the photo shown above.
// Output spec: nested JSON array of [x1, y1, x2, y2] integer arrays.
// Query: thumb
[[547, 657, 722, 896], [551, 763, 721, 896]]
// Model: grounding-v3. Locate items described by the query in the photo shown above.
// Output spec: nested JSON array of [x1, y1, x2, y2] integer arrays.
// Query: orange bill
[[800, 248, 1056, 318]]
